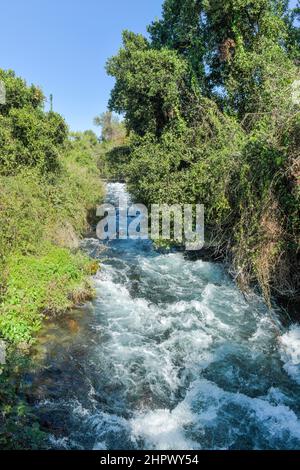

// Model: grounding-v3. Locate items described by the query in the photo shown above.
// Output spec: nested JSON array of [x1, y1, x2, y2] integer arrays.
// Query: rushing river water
[[26, 183, 300, 450]]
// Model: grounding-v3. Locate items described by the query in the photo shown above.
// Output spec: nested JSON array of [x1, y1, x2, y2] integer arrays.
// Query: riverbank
[[0, 243, 100, 449], [0, 70, 105, 345], [0, 69, 105, 448]]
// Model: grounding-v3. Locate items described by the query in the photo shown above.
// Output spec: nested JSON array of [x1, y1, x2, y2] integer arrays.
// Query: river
[[26, 183, 300, 450]]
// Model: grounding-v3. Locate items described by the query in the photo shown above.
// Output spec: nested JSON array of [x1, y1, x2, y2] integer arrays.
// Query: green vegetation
[[95, 111, 128, 181], [0, 246, 96, 345], [0, 70, 103, 345], [0, 69, 104, 447], [94, 111, 126, 144], [104, 0, 300, 309]]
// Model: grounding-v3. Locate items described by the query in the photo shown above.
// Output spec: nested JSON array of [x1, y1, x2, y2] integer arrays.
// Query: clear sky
[[0, 0, 298, 133]]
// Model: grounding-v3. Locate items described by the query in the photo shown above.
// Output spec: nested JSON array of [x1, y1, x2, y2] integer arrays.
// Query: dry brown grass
[[255, 199, 284, 303], [49, 221, 80, 250]]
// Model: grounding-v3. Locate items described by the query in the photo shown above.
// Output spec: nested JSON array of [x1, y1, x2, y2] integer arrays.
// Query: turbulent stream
[[25, 183, 300, 450]]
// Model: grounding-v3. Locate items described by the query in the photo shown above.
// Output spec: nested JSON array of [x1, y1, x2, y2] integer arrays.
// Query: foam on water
[[29, 183, 300, 450], [280, 325, 300, 385], [131, 405, 198, 450], [130, 378, 300, 450]]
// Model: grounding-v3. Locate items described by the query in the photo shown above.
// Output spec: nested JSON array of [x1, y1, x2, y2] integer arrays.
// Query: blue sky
[[0, 0, 298, 133]]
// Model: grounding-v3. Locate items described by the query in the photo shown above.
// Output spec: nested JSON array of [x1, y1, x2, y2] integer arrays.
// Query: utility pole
[[50, 94, 53, 112]]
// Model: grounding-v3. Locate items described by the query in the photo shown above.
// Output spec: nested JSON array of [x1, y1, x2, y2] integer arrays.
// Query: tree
[[202, 0, 296, 117], [106, 30, 190, 137], [148, 0, 206, 90], [0, 69, 44, 116], [0, 69, 68, 175], [94, 111, 125, 143], [286, 0, 300, 62], [148, 0, 297, 118]]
